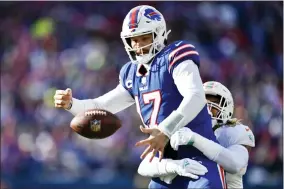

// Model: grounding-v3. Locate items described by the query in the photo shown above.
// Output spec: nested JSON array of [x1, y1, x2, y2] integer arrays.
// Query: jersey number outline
[[135, 90, 162, 128]]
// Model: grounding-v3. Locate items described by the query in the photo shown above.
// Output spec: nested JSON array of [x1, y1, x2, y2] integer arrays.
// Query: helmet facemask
[[121, 29, 170, 65], [206, 95, 233, 125]]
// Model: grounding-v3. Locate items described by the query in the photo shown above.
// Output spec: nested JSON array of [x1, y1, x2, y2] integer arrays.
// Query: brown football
[[70, 109, 122, 139]]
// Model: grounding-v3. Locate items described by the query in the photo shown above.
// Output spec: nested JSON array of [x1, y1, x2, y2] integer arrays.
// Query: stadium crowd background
[[1, 1, 283, 189]]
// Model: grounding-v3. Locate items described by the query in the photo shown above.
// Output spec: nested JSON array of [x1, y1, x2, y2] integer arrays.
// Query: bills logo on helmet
[[144, 8, 161, 21]]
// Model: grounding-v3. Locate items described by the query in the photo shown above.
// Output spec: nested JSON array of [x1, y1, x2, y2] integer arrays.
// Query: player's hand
[[135, 126, 169, 162], [54, 88, 72, 109], [160, 158, 208, 183], [174, 158, 208, 179], [170, 127, 194, 151]]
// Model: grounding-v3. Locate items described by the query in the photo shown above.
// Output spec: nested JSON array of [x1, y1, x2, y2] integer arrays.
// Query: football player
[[54, 5, 224, 188], [138, 81, 255, 189]]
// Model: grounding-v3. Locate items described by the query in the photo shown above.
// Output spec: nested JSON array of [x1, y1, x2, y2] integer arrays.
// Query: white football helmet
[[203, 81, 234, 125], [120, 5, 171, 65]]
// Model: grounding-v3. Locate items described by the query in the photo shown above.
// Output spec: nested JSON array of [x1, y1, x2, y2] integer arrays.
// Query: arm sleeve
[[215, 145, 249, 174], [192, 132, 249, 174], [158, 60, 207, 137], [67, 84, 135, 115]]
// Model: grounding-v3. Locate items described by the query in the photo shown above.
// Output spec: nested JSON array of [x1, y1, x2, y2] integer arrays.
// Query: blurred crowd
[[0, 2, 283, 189]]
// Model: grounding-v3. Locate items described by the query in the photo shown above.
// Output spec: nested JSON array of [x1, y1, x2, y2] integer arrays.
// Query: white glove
[[170, 127, 194, 151], [162, 158, 208, 183], [174, 158, 208, 179]]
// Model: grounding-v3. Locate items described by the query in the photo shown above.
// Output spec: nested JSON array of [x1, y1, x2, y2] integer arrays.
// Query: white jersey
[[214, 123, 255, 188]]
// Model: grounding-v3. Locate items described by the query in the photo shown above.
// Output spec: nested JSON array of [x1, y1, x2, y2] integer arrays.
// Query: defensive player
[[54, 5, 224, 188], [138, 81, 255, 188]]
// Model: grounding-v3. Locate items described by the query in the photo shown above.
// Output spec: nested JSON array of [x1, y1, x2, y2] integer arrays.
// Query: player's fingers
[[135, 138, 151, 147], [65, 88, 72, 95], [187, 165, 207, 175], [158, 148, 164, 162], [54, 95, 62, 100], [193, 169, 207, 176], [54, 103, 65, 108], [55, 90, 67, 95], [54, 103, 62, 108], [181, 172, 199, 180], [140, 125, 153, 134], [54, 94, 70, 100], [186, 168, 207, 176], [140, 146, 153, 160], [149, 149, 158, 162], [192, 166, 208, 174], [190, 161, 208, 172], [56, 90, 71, 96], [54, 99, 66, 106]]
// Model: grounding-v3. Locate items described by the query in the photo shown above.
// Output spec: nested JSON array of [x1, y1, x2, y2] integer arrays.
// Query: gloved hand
[[162, 158, 208, 184], [170, 127, 195, 151]]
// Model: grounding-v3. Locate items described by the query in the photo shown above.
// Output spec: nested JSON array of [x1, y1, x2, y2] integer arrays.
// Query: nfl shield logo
[[90, 119, 101, 132]]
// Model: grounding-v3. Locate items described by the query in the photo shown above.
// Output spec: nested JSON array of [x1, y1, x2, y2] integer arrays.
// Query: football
[[70, 109, 122, 139]]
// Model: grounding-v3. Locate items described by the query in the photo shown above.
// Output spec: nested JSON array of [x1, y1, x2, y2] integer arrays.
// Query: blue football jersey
[[120, 39, 219, 152], [119, 39, 214, 138], [120, 40, 224, 188], [119, 39, 217, 139]]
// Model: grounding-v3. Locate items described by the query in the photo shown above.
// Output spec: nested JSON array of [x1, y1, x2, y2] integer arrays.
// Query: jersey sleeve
[[167, 41, 200, 74], [119, 62, 134, 99], [235, 124, 255, 147], [226, 124, 255, 148]]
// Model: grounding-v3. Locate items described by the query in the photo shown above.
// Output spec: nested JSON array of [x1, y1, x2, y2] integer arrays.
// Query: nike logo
[[175, 41, 182, 46]]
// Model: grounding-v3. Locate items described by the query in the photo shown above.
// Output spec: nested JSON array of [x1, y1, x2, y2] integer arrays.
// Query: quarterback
[[54, 5, 224, 188]]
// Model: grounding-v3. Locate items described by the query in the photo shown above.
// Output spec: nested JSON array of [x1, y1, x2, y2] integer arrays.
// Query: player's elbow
[[225, 146, 249, 174], [226, 160, 244, 174], [216, 147, 249, 174], [224, 156, 248, 174], [226, 163, 239, 174]]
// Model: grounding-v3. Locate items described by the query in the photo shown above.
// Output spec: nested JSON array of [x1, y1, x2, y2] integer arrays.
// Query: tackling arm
[[193, 132, 249, 173], [171, 128, 249, 174], [68, 84, 135, 115]]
